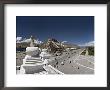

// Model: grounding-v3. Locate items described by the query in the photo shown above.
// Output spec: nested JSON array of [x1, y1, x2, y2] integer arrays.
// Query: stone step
[[25, 62, 36, 64], [26, 59, 43, 63]]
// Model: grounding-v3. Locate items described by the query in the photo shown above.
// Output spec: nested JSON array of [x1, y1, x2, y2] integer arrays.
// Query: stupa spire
[[30, 35, 35, 47]]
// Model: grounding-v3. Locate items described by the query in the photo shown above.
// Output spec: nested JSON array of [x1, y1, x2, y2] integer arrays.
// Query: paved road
[[50, 48, 94, 74]]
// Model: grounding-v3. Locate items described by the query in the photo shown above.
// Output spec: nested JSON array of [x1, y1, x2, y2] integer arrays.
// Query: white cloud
[[34, 40, 43, 44], [85, 41, 94, 46], [16, 37, 22, 41], [79, 41, 94, 46], [61, 41, 68, 43], [21, 38, 31, 43]]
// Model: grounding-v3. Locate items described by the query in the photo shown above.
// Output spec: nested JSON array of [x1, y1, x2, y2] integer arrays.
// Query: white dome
[[42, 49, 48, 52], [26, 47, 40, 56]]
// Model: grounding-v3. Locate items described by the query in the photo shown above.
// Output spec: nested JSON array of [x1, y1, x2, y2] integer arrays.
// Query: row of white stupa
[[19, 47, 64, 74], [19, 36, 64, 74]]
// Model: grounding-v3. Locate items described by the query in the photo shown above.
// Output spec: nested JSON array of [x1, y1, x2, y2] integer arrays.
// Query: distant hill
[[61, 41, 79, 48]]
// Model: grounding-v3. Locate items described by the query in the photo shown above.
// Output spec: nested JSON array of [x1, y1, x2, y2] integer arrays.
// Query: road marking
[[74, 61, 94, 70], [86, 59, 94, 64]]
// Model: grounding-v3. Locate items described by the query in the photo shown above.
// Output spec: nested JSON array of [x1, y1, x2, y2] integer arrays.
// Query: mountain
[[40, 38, 80, 53], [40, 38, 62, 49], [17, 37, 79, 52]]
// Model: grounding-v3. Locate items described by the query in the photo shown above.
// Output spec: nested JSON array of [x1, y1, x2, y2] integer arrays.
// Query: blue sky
[[16, 16, 94, 45]]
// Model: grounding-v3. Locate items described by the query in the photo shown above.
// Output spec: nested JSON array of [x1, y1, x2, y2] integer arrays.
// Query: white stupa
[[20, 36, 44, 74], [40, 49, 51, 60]]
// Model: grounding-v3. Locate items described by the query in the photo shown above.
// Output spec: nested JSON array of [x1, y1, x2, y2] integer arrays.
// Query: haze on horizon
[[16, 16, 94, 45]]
